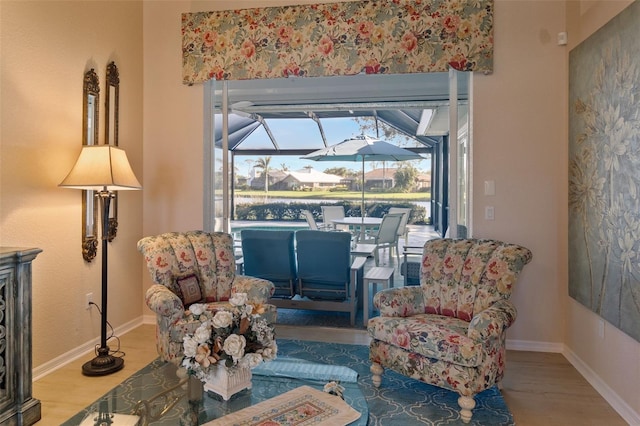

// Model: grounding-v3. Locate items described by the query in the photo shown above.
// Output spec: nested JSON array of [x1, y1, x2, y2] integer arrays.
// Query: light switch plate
[[485, 206, 495, 220], [484, 180, 495, 196]]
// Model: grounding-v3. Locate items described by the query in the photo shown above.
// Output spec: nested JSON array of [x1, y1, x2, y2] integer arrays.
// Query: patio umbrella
[[301, 134, 423, 219]]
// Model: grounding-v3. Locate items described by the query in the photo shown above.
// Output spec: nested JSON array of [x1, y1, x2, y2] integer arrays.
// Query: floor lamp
[[60, 145, 141, 376]]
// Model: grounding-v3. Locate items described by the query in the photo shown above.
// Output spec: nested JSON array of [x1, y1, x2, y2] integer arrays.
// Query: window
[[204, 71, 471, 237]]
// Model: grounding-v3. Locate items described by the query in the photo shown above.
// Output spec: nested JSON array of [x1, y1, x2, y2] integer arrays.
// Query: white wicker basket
[[203, 364, 252, 401]]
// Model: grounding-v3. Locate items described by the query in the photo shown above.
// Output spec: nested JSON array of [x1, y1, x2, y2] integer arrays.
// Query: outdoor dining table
[[332, 216, 382, 241]]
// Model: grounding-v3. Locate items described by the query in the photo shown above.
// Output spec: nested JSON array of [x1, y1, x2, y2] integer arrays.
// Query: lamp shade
[[59, 145, 141, 191]]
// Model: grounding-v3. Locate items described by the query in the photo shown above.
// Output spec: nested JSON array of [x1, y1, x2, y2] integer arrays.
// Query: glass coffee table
[[64, 357, 368, 425]]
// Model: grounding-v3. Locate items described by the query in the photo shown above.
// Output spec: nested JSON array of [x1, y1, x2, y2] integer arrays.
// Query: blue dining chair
[[241, 230, 297, 298], [294, 230, 365, 325]]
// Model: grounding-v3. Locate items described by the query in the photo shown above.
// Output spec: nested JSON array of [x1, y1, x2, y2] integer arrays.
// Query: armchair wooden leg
[[370, 362, 384, 388], [458, 395, 476, 424]]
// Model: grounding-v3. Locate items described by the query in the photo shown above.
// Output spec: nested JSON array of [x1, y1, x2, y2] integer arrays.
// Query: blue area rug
[[63, 339, 513, 425], [278, 340, 514, 426], [276, 307, 369, 328]]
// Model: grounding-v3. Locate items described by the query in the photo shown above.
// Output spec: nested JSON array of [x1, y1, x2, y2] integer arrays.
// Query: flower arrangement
[[181, 293, 277, 381]]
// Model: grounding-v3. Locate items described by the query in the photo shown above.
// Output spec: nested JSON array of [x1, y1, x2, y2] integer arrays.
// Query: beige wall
[[142, 1, 204, 238], [0, 1, 143, 368], [474, 0, 568, 347]]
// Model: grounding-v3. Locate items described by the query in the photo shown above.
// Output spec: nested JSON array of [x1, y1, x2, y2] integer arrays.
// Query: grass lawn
[[236, 189, 430, 201]]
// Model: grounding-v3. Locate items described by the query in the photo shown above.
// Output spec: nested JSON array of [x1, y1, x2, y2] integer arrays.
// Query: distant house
[[363, 168, 399, 189], [249, 169, 288, 190], [416, 172, 431, 190], [278, 168, 343, 190], [363, 168, 431, 190]]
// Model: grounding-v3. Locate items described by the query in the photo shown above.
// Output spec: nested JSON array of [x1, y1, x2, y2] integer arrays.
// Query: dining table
[[332, 216, 382, 242]]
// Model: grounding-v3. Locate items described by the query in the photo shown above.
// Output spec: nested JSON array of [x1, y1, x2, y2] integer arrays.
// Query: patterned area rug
[[278, 340, 514, 426], [276, 308, 368, 328], [65, 340, 513, 426]]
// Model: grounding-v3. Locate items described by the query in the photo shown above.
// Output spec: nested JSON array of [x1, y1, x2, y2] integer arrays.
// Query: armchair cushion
[[176, 274, 204, 306], [368, 314, 483, 367]]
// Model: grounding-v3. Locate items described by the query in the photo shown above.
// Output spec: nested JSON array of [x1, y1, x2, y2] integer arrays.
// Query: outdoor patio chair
[[292, 230, 366, 326], [321, 205, 346, 230], [388, 207, 411, 248], [301, 209, 329, 230], [241, 229, 297, 298], [137, 231, 276, 363], [369, 238, 532, 423], [363, 213, 404, 265]]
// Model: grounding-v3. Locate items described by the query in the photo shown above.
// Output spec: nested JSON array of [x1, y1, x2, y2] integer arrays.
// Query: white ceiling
[[211, 72, 469, 152], [215, 72, 467, 108]]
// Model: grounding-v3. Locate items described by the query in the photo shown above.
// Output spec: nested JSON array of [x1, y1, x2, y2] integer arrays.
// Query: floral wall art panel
[[568, 0, 640, 343]]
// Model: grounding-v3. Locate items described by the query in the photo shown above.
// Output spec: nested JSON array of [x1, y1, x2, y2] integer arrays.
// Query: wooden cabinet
[[0, 248, 41, 425]]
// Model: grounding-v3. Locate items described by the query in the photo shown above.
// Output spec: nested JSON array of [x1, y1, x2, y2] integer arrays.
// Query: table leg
[[363, 279, 370, 325]]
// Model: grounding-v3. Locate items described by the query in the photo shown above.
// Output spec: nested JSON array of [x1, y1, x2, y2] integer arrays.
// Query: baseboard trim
[[506, 339, 564, 353], [33, 316, 144, 381], [563, 346, 640, 425]]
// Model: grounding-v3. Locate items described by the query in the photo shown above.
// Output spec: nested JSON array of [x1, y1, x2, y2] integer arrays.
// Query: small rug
[[204, 385, 361, 426]]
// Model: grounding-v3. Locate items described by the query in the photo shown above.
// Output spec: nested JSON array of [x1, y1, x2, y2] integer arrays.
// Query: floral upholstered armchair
[[137, 231, 276, 363], [368, 238, 532, 423]]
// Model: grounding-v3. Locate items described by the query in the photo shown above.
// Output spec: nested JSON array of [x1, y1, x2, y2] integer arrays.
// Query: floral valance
[[182, 0, 493, 84]]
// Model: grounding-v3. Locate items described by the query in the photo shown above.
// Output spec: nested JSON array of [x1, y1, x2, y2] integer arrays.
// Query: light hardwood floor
[[33, 324, 627, 425]]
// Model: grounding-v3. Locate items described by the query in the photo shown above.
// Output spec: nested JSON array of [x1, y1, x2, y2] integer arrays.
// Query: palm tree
[[254, 156, 272, 193]]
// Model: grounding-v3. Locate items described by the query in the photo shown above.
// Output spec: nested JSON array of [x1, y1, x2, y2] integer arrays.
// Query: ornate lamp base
[[82, 347, 124, 376]]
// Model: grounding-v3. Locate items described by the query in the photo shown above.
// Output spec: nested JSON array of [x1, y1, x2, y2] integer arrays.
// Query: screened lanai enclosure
[[205, 71, 471, 238], [181, 0, 492, 239]]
